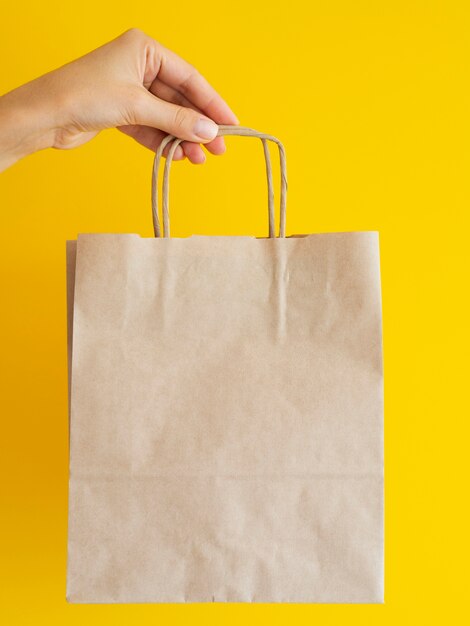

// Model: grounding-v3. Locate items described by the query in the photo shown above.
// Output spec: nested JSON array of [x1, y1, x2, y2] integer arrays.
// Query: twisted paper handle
[[151, 125, 287, 238]]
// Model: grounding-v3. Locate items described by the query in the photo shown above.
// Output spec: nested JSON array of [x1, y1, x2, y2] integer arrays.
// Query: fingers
[[121, 87, 229, 163], [133, 88, 219, 144], [149, 78, 226, 156], [203, 136, 226, 155], [119, 125, 211, 165], [116, 30, 240, 165], [118, 125, 185, 160], [154, 44, 239, 127], [180, 142, 206, 164]]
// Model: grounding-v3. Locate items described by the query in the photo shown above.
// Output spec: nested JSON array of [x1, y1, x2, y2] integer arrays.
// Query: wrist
[[0, 80, 59, 171]]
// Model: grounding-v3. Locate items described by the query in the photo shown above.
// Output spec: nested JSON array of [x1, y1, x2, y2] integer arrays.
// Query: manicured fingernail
[[194, 118, 218, 140]]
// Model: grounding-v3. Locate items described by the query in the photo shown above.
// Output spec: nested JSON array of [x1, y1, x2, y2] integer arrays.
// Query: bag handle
[[151, 125, 287, 238]]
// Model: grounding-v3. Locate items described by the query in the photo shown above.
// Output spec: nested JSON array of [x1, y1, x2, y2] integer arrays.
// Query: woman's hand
[[0, 28, 239, 172]]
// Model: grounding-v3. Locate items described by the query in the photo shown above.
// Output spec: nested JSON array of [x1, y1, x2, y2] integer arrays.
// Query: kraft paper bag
[[66, 126, 383, 603]]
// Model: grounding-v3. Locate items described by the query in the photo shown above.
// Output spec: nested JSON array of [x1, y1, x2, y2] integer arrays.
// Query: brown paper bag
[[66, 126, 383, 604]]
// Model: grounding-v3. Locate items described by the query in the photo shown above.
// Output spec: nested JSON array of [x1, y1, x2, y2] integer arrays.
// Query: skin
[[0, 28, 239, 172]]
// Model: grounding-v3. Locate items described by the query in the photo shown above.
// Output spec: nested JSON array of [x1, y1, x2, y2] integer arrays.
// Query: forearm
[[0, 80, 57, 172]]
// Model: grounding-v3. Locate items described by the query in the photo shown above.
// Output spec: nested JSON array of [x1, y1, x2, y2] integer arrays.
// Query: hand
[[0, 28, 239, 172]]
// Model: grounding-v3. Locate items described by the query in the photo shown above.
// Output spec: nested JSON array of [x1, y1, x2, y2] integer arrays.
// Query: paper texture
[[66, 231, 383, 603]]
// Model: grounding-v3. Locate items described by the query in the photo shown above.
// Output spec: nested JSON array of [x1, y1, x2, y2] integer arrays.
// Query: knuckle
[[179, 66, 200, 95], [122, 27, 144, 39], [172, 106, 190, 133], [121, 27, 151, 46]]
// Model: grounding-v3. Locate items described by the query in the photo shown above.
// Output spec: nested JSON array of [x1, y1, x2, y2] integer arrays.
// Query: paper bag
[[66, 126, 383, 603]]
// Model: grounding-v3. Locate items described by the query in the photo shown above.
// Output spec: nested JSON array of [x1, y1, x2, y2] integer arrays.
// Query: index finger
[[154, 43, 239, 125]]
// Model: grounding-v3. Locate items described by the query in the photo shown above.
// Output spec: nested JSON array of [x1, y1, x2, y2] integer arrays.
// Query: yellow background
[[1, 0, 468, 623]]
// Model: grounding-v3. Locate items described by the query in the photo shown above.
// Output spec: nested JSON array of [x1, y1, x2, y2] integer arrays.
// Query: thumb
[[133, 89, 219, 143]]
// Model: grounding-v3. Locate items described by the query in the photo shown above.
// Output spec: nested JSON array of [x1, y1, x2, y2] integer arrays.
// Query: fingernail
[[194, 118, 218, 140]]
